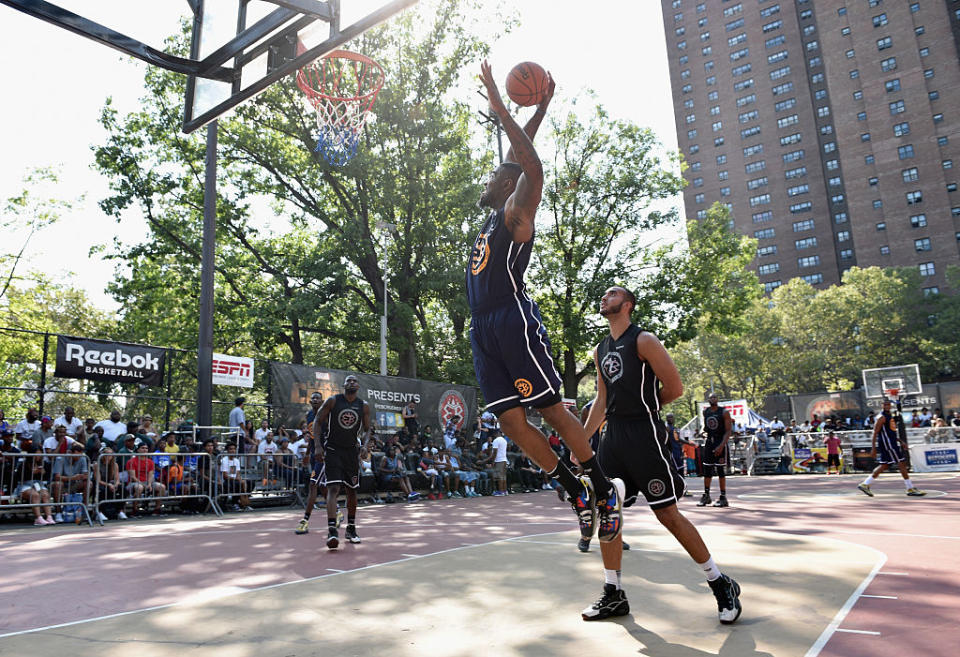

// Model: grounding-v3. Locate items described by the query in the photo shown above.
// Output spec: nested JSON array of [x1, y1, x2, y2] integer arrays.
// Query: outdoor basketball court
[[2, 472, 957, 656]]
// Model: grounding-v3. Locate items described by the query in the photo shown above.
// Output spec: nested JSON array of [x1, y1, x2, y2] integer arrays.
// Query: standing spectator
[[258, 430, 279, 488], [776, 436, 793, 475], [491, 431, 509, 496], [54, 407, 83, 437], [13, 408, 40, 443], [402, 402, 419, 437], [95, 411, 127, 447], [824, 431, 842, 475], [220, 443, 250, 511], [443, 416, 459, 450], [51, 443, 90, 521], [229, 397, 246, 446], [126, 443, 165, 515]]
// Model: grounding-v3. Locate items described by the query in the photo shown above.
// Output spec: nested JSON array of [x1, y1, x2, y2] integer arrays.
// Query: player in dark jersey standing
[[469, 61, 621, 547], [858, 398, 926, 497], [582, 286, 742, 624], [310, 375, 372, 548], [699, 394, 732, 507]]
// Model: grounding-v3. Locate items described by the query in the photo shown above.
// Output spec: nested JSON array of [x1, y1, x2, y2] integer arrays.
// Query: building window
[[929, 90, 939, 101], [754, 228, 775, 239], [934, 113, 944, 124], [760, 4, 780, 18], [841, 27, 851, 37], [910, 3, 919, 12], [865, 154, 875, 165], [787, 184, 809, 197], [757, 245, 778, 257], [838, 7, 847, 16], [780, 133, 802, 146], [782, 149, 804, 163], [768, 50, 789, 65], [692, 177, 703, 187], [853, 90, 863, 100], [823, 141, 836, 153], [752, 211, 773, 223], [924, 68, 934, 79], [747, 176, 768, 190], [906, 190, 923, 205], [728, 33, 747, 47], [736, 93, 756, 108], [744, 143, 764, 157], [795, 237, 817, 249], [706, 75, 716, 85], [813, 70, 825, 82], [815, 89, 827, 100], [914, 238, 931, 251], [802, 273, 824, 285], [867, 177, 877, 186], [877, 37, 892, 51], [720, 186, 731, 196], [837, 231, 850, 242], [750, 194, 771, 207], [945, 160, 954, 170], [948, 183, 957, 193], [817, 106, 830, 118], [915, 26, 925, 36], [880, 245, 890, 255], [785, 166, 807, 179], [740, 126, 761, 139], [682, 84, 692, 94], [710, 106, 721, 116], [702, 45, 713, 55], [830, 194, 845, 204], [876, 222, 886, 231], [770, 66, 791, 81], [718, 170, 728, 181], [730, 47, 749, 62], [821, 125, 834, 135], [845, 49, 855, 59], [861, 133, 871, 142], [790, 201, 813, 214], [806, 40, 819, 52], [902, 167, 919, 183], [857, 112, 867, 121], [885, 79, 900, 93], [764, 281, 782, 293], [695, 193, 705, 204], [689, 144, 700, 154], [798, 255, 820, 268], [774, 98, 796, 113], [772, 82, 794, 96], [849, 69, 859, 79], [803, 24, 816, 36], [920, 48, 929, 58], [716, 154, 727, 165], [777, 114, 799, 128], [881, 57, 896, 72], [734, 78, 754, 92], [808, 56, 822, 67], [893, 122, 910, 137], [708, 90, 719, 101], [739, 110, 759, 124], [840, 249, 853, 260], [793, 219, 814, 232], [910, 214, 927, 228], [826, 159, 838, 171], [923, 287, 940, 297], [898, 144, 914, 160], [763, 20, 783, 33], [872, 13, 888, 28], [712, 121, 723, 132], [697, 210, 707, 220], [726, 18, 745, 32], [690, 162, 702, 172], [834, 212, 848, 224], [704, 61, 715, 72], [758, 263, 780, 275], [766, 35, 786, 49], [685, 113, 696, 124], [873, 199, 883, 209]]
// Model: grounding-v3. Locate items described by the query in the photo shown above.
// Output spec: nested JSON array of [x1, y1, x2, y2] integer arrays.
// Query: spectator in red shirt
[[126, 443, 165, 514], [823, 431, 842, 475]]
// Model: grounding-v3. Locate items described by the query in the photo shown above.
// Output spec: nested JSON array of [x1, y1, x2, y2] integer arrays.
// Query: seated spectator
[[44, 425, 81, 462], [768, 416, 786, 438], [83, 417, 97, 439], [379, 445, 418, 501], [0, 409, 10, 436], [220, 443, 250, 511], [13, 408, 41, 444], [195, 440, 218, 505], [776, 436, 793, 475], [275, 438, 297, 488], [419, 447, 442, 500], [95, 447, 127, 520], [755, 427, 769, 453], [515, 454, 541, 493], [85, 426, 104, 463], [457, 446, 489, 495], [95, 411, 127, 447], [50, 443, 90, 522], [140, 415, 159, 442], [126, 443, 166, 515], [2, 430, 55, 525], [359, 446, 374, 476], [242, 420, 257, 453], [54, 406, 83, 437], [436, 447, 460, 498]]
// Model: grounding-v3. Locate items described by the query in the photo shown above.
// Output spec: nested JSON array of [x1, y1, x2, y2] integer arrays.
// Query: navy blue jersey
[[466, 207, 534, 314]]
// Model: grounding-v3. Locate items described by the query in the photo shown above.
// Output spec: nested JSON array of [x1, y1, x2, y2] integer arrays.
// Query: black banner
[[54, 335, 166, 386], [270, 362, 477, 436]]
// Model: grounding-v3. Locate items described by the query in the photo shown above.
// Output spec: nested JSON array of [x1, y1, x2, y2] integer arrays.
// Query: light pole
[[376, 221, 396, 376]]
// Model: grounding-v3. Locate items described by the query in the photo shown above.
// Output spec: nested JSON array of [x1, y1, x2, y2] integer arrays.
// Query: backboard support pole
[[197, 120, 218, 443]]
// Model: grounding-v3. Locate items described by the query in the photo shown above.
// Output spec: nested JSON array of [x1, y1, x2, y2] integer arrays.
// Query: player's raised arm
[[504, 74, 555, 164], [479, 60, 543, 243]]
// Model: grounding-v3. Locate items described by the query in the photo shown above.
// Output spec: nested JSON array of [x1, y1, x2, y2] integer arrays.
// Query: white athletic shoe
[[118, 511, 129, 520]]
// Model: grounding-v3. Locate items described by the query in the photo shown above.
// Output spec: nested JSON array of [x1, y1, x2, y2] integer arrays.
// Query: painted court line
[[835, 629, 881, 636], [860, 594, 897, 599], [326, 568, 345, 573], [877, 571, 910, 576]]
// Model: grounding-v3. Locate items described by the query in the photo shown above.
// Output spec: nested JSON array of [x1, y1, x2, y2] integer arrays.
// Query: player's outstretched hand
[[480, 59, 508, 119], [537, 72, 556, 112]]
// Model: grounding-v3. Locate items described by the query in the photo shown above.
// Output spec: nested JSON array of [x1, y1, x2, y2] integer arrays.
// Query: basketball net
[[296, 49, 384, 166]]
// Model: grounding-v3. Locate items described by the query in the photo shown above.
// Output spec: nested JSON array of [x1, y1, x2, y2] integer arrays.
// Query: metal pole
[[197, 120, 218, 441], [164, 348, 173, 431], [380, 274, 388, 376], [38, 332, 50, 415]]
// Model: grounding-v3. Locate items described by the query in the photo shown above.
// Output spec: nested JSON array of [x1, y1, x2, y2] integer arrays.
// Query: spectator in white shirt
[[257, 431, 279, 487], [254, 420, 271, 443], [95, 411, 127, 446], [54, 407, 84, 437], [219, 443, 249, 510], [491, 433, 509, 496], [14, 408, 40, 442], [768, 416, 786, 437]]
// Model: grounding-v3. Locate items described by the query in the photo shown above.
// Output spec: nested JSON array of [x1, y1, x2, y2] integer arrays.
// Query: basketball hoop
[[884, 388, 900, 401], [296, 49, 385, 166]]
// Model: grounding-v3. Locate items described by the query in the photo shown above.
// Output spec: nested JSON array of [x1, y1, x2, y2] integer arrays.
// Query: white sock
[[863, 475, 875, 485], [903, 478, 913, 490], [699, 557, 721, 581], [604, 569, 619, 588]]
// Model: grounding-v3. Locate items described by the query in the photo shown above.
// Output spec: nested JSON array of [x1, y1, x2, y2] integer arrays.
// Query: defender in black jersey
[[470, 61, 620, 547], [582, 286, 741, 624], [308, 375, 372, 549], [699, 394, 733, 508], [857, 398, 926, 497]]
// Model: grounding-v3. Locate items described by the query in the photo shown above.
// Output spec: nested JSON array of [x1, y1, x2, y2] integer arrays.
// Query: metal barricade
[[0, 452, 94, 527], [214, 452, 304, 511], [93, 451, 223, 525], [191, 425, 244, 450]]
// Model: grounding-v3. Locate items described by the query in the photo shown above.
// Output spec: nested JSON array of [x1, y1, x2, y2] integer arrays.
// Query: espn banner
[[270, 362, 477, 436], [212, 353, 254, 388], [54, 335, 166, 386]]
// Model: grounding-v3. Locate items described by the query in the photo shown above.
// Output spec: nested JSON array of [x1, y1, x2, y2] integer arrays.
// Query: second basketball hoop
[[297, 49, 385, 166]]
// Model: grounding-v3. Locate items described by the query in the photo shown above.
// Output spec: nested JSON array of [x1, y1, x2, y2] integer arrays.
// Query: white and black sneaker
[[708, 574, 742, 624], [697, 492, 712, 507], [345, 525, 361, 544], [326, 526, 339, 550], [582, 583, 629, 621]]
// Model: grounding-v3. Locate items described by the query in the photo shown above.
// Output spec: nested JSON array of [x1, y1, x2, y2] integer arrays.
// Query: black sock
[[580, 455, 613, 499], [347, 516, 356, 527], [547, 460, 581, 500], [303, 511, 311, 521], [328, 517, 337, 530]]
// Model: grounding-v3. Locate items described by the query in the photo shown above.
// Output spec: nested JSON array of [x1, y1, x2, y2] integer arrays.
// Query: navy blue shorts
[[470, 296, 562, 415], [877, 434, 906, 464]]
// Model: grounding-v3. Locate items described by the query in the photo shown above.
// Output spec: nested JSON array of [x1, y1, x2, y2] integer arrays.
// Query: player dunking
[[582, 286, 742, 623], [858, 398, 926, 497], [699, 394, 732, 507], [469, 61, 621, 545], [310, 375, 372, 548]]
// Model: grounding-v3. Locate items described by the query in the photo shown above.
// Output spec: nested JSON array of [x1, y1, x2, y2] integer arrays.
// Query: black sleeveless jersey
[[466, 207, 534, 313], [597, 324, 661, 418], [703, 406, 726, 441], [323, 394, 366, 449]]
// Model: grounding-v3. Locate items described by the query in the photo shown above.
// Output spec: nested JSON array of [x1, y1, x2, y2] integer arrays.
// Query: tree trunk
[[562, 348, 579, 401]]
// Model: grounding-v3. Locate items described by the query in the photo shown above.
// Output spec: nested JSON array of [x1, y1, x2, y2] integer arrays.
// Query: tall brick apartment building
[[661, 0, 960, 294]]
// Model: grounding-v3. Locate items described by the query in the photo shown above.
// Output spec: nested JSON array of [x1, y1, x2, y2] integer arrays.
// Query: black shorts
[[702, 437, 728, 477], [827, 453, 841, 467], [597, 415, 685, 510], [316, 443, 360, 488]]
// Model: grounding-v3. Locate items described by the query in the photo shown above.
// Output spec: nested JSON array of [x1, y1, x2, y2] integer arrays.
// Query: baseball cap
[[41, 416, 52, 422], [123, 433, 136, 442]]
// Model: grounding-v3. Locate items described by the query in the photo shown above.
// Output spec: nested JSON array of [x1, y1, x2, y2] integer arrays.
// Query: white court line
[[401, 553, 423, 558], [835, 629, 881, 636], [804, 548, 887, 657], [860, 594, 898, 599], [326, 569, 345, 573], [877, 571, 910, 576]]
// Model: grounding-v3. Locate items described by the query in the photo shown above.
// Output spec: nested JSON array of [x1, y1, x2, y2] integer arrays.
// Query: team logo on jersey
[[705, 416, 719, 431], [439, 389, 467, 430], [600, 352, 624, 383], [471, 232, 491, 275], [337, 408, 360, 430], [648, 479, 666, 497], [514, 378, 533, 397]]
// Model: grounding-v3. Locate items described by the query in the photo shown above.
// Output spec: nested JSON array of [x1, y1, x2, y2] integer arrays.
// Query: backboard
[[862, 364, 922, 399]]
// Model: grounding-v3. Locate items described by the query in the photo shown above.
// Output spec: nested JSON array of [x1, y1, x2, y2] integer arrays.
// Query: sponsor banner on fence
[[270, 362, 477, 437], [212, 353, 254, 388], [909, 443, 960, 472], [54, 335, 166, 386]]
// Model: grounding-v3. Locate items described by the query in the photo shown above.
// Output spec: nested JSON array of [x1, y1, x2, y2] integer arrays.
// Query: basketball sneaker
[[345, 525, 361, 544], [577, 537, 591, 553], [697, 492, 712, 507], [571, 476, 597, 540], [295, 519, 309, 535], [326, 526, 339, 549], [857, 483, 874, 497], [906, 487, 927, 496], [597, 477, 625, 543], [336, 508, 344, 528], [713, 495, 729, 507], [708, 574, 742, 624], [581, 583, 629, 621]]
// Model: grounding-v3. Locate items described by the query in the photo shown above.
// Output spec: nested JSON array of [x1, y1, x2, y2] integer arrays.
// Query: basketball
[[505, 61, 549, 107]]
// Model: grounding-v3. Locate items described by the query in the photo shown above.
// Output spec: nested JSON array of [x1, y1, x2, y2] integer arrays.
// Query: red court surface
[[1, 472, 957, 656]]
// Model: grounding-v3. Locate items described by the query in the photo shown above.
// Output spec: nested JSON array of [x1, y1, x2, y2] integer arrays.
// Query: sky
[[0, 0, 680, 312]]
